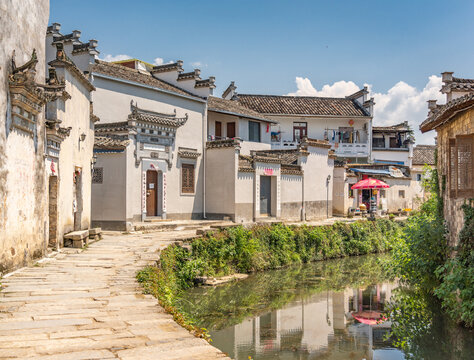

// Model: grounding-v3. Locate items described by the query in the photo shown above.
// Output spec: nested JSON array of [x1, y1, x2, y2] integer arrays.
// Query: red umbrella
[[351, 178, 389, 190]]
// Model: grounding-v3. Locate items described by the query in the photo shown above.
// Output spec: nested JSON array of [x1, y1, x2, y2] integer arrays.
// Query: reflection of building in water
[[220, 283, 397, 360]]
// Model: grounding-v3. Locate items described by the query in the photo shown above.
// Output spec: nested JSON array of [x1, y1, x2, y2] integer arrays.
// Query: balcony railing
[[332, 142, 369, 157]]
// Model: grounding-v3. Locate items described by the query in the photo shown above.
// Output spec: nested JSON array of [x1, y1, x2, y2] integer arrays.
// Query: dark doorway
[[146, 170, 158, 216], [73, 169, 83, 231], [260, 176, 272, 216], [48, 176, 58, 247], [227, 122, 236, 138]]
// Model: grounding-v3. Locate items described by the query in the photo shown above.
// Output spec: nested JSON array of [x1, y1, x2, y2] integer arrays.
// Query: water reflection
[[179, 254, 472, 360]]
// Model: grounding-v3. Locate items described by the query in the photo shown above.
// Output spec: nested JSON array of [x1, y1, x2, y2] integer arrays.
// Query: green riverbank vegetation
[[137, 219, 403, 338], [384, 164, 473, 358]]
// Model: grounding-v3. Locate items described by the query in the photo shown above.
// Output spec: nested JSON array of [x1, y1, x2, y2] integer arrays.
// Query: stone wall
[[0, 0, 49, 274], [436, 107, 474, 245]]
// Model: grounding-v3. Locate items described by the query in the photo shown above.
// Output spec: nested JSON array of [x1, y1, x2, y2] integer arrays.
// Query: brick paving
[[0, 230, 229, 360]]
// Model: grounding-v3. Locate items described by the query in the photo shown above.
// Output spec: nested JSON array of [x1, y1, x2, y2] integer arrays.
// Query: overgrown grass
[[137, 219, 404, 338]]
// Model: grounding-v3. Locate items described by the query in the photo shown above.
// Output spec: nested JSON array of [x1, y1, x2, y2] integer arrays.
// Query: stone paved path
[[0, 231, 229, 360]]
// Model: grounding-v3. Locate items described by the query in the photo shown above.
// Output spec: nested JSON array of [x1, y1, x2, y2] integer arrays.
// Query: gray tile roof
[[373, 122, 410, 132], [412, 145, 436, 165], [236, 94, 370, 117], [91, 60, 203, 99], [94, 135, 129, 150], [207, 96, 276, 123], [421, 93, 474, 132]]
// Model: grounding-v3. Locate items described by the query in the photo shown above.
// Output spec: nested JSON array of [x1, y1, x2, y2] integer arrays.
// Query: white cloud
[[100, 54, 132, 62], [153, 57, 174, 66], [287, 76, 443, 144], [191, 61, 202, 67], [288, 77, 360, 97]]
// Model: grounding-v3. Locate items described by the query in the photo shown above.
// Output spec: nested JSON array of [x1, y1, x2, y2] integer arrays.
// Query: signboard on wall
[[264, 168, 274, 176], [141, 171, 146, 212], [162, 173, 167, 212]]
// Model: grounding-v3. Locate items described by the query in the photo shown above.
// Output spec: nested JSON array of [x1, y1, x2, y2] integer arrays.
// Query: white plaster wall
[[0, 0, 49, 272], [91, 152, 127, 222], [303, 147, 334, 202], [382, 178, 419, 211], [235, 172, 254, 222], [53, 66, 94, 239], [205, 147, 236, 217], [240, 141, 271, 155], [91, 76, 206, 219], [281, 175, 302, 203], [332, 167, 346, 215]]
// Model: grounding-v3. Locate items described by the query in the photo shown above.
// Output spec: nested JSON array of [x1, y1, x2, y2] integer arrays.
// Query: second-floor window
[[449, 134, 474, 198], [181, 164, 195, 194], [293, 122, 307, 142], [248, 121, 261, 142], [373, 137, 385, 148]]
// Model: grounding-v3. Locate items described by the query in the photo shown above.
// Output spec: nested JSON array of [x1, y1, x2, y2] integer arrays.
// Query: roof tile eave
[[91, 60, 204, 101]]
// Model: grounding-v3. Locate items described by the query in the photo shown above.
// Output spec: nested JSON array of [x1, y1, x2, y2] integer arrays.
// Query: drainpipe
[[301, 161, 305, 221], [202, 102, 207, 219], [326, 174, 331, 218]]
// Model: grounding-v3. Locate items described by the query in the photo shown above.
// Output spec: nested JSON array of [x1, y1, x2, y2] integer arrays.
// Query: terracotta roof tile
[[236, 94, 369, 117]]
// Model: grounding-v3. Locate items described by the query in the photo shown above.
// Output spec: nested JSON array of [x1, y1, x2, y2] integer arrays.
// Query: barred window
[[449, 134, 474, 198], [92, 167, 103, 184], [399, 190, 405, 198], [181, 164, 195, 194]]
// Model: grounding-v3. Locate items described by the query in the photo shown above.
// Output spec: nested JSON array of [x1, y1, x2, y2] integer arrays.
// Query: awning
[[349, 168, 391, 176], [352, 178, 390, 189]]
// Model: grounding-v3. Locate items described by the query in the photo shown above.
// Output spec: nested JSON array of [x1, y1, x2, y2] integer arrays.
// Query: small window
[[416, 174, 422, 181], [390, 137, 399, 148], [399, 190, 405, 198], [227, 122, 236, 138], [181, 164, 195, 194], [248, 121, 261, 142], [92, 167, 103, 184], [380, 189, 386, 198], [373, 137, 385, 148], [215, 121, 222, 137], [348, 183, 354, 198]]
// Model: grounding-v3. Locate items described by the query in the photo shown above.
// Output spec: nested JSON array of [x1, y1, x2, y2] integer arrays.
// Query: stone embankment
[[0, 230, 229, 360]]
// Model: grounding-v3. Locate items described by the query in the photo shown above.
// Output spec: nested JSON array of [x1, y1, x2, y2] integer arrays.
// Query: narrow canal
[[178, 254, 473, 360]]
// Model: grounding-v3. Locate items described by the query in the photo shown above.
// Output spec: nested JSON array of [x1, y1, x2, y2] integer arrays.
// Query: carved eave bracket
[[8, 50, 50, 137]]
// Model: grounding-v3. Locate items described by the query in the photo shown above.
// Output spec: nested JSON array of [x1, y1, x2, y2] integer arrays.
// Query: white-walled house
[[371, 121, 414, 167], [1, 0, 49, 273], [90, 60, 211, 230], [46, 23, 215, 230], [44, 44, 96, 247], [223, 83, 374, 163], [206, 137, 334, 222]]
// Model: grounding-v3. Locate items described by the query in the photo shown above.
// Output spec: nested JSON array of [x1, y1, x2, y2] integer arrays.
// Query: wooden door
[[215, 121, 222, 138], [260, 176, 272, 215], [146, 170, 158, 216], [227, 122, 236, 138]]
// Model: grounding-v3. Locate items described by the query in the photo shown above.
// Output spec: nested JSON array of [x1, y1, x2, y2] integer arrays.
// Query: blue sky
[[50, 0, 474, 144]]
